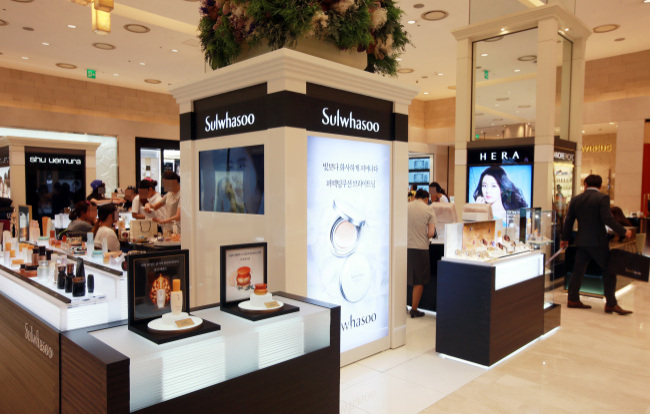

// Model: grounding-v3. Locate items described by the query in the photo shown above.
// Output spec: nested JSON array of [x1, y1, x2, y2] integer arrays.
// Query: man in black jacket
[[560, 174, 633, 315]]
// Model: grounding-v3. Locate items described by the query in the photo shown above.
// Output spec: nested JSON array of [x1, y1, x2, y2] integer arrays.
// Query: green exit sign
[[475, 134, 480, 140], [87, 69, 96, 79], [484, 70, 489, 80]]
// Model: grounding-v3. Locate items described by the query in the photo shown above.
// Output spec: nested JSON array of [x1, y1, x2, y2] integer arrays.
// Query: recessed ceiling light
[[21, 56, 28, 60], [144, 79, 161, 84], [518, 55, 537, 61], [421, 10, 448, 21], [481, 53, 488, 57], [92, 42, 116, 50], [582, 130, 585, 133], [407, 20, 416, 24], [41, 42, 50, 46], [0, 20, 8, 26], [113, 73, 119, 76], [11, 0, 34, 3], [564, 28, 569, 32], [171, 49, 179, 53], [609, 122, 615, 125], [437, 73, 443, 76], [593, 24, 620, 33], [396, 58, 402, 61], [397, 68, 414, 74], [56, 63, 77, 69], [496, 97, 509, 101], [413, 3, 425, 8], [22, 27, 34, 31], [139, 62, 146, 66], [124, 24, 150, 34], [514, 69, 521, 72], [423, 92, 429, 95], [484, 36, 504, 42], [615, 38, 625, 42], [67, 25, 76, 29], [495, 104, 500, 107]]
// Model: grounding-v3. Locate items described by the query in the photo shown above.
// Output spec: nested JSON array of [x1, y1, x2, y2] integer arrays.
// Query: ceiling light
[[397, 68, 414, 73], [437, 73, 443, 76], [582, 130, 585, 133], [113, 73, 119, 76], [21, 56, 28, 60], [92, 42, 115, 50], [56, 63, 77, 69], [11, 0, 35, 3], [645, 0, 650, 3], [593, 24, 620, 33], [609, 122, 615, 125], [92, 6, 111, 35], [68, 25, 77, 29], [501, 27, 506, 31], [514, 69, 521, 72], [396, 58, 402, 61], [407, 20, 416, 24], [421, 10, 448, 21], [615, 38, 625, 42], [139, 62, 146, 66], [564, 28, 569, 32], [413, 3, 425, 8], [171, 49, 179, 53], [94, 0, 114, 12], [69, 0, 91, 4], [22, 27, 34, 31], [41, 42, 50, 46], [423, 92, 429, 95], [0, 20, 8, 26], [124, 24, 150, 34], [144, 79, 161, 84], [481, 53, 488, 57], [495, 104, 500, 107], [518, 55, 537, 61]]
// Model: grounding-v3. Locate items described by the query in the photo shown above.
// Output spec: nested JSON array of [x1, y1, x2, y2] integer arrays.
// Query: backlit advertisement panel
[[307, 135, 390, 353]]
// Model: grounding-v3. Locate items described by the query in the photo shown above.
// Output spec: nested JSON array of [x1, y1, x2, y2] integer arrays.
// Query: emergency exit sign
[[87, 69, 96, 79], [484, 70, 488, 80]]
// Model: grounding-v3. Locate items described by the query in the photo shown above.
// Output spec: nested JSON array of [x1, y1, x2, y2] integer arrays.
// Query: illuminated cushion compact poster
[[307, 135, 390, 353]]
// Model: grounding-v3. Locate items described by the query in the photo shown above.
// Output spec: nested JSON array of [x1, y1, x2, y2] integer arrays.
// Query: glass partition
[[473, 28, 538, 141]]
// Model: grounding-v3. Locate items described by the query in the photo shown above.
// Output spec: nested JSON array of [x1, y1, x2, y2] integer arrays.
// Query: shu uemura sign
[[26, 152, 84, 168]]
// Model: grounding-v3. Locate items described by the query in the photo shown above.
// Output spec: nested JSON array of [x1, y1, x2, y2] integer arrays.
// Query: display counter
[[436, 252, 545, 366], [0, 260, 340, 414]]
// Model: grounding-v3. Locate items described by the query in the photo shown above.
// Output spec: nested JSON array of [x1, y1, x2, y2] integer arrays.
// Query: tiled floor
[[340, 281, 650, 413]]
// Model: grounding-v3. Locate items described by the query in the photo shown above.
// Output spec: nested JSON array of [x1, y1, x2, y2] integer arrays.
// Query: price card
[[175, 318, 195, 328], [264, 301, 280, 309]]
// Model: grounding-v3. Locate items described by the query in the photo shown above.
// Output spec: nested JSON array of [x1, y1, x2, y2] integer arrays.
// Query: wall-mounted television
[[199, 145, 264, 214], [467, 164, 532, 222]]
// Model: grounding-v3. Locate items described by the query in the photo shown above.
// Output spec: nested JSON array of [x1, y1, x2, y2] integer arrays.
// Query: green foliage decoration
[[198, 0, 411, 76]]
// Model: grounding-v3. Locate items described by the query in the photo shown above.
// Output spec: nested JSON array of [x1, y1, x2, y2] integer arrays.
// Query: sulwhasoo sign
[[204, 111, 256, 132], [25, 323, 54, 359], [321, 107, 380, 133]]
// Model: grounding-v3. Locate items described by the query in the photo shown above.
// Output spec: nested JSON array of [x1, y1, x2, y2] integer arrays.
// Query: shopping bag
[[607, 245, 650, 282]]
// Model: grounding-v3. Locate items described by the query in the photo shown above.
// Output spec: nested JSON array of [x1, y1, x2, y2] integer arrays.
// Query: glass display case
[[444, 220, 534, 262]]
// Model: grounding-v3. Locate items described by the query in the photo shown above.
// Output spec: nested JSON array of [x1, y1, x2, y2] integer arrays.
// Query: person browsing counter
[[93, 203, 121, 252], [560, 174, 633, 315], [132, 179, 164, 221], [144, 171, 180, 233], [66, 200, 97, 240], [429, 182, 449, 203], [407, 189, 436, 318]]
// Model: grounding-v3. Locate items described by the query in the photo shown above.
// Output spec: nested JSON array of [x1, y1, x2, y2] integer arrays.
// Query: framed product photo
[[220, 242, 298, 321], [127, 249, 220, 344]]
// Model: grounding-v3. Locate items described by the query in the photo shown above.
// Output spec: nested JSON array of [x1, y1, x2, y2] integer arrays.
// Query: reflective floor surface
[[340, 282, 650, 413]]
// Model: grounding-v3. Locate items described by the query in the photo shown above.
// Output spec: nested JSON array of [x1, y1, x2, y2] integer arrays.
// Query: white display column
[[171, 49, 418, 364]]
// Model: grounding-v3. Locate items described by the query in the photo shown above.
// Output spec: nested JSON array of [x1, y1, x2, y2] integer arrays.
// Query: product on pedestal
[[238, 283, 283, 312]]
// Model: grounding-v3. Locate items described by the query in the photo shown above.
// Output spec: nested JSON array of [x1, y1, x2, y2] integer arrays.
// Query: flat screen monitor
[[467, 164, 532, 222], [198, 145, 264, 214]]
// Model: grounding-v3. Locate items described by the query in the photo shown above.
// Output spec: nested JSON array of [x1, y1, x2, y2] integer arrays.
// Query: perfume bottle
[[57, 266, 66, 290], [156, 289, 166, 309], [65, 263, 74, 293], [170, 279, 182, 315]]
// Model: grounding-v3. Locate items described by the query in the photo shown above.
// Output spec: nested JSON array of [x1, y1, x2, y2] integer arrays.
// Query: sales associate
[[145, 171, 180, 233]]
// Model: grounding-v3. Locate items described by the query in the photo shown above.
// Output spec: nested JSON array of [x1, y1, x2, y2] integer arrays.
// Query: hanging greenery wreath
[[198, 0, 410, 76]]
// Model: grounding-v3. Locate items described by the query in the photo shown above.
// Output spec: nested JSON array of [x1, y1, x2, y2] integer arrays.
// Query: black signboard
[[467, 146, 535, 165], [25, 153, 84, 168]]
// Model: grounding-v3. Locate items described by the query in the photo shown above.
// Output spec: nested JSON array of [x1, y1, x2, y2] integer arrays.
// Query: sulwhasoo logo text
[[322, 108, 380, 133], [25, 323, 54, 359], [29, 156, 81, 166], [341, 312, 377, 331], [205, 112, 256, 132], [479, 151, 520, 161]]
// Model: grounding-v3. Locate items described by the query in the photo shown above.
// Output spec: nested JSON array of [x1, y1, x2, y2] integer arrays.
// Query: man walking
[[560, 174, 633, 315]]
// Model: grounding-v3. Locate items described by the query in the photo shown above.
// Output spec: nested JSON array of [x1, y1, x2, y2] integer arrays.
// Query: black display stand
[[127, 319, 221, 345], [436, 258, 544, 366], [220, 300, 300, 322]]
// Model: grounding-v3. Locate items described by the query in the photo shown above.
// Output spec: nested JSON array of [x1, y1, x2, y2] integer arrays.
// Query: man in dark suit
[[560, 174, 633, 315]]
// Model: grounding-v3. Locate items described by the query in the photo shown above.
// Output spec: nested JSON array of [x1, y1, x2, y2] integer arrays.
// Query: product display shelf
[[60, 292, 341, 414], [436, 252, 545, 366]]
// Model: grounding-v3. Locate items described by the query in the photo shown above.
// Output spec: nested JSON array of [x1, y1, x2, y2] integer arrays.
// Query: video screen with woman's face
[[467, 164, 533, 221], [199, 145, 265, 214]]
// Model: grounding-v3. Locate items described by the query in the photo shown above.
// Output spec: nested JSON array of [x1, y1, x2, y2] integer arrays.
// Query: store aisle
[[340, 282, 650, 413]]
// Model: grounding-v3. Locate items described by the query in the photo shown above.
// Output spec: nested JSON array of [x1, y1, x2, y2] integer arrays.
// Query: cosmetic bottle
[[65, 263, 74, 293], [170, 279, 182, 315], [156, 289, 166, 309], [72, 277, 86, 297], [57, 266, 66, 290], [87, 274, 95, 294]]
